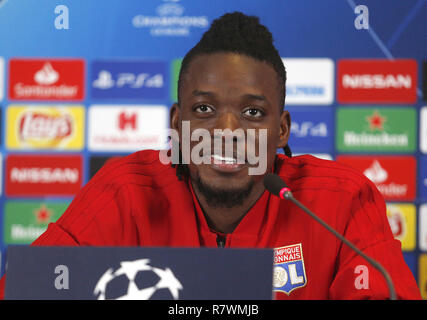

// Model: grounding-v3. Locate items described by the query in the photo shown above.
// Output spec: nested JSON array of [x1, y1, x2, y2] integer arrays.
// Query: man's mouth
[[209, 154, 246, 173], [212, 154, 237, 164]]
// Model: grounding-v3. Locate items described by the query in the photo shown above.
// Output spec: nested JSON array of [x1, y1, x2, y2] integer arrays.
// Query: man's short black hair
[[174, 12, 292, 180], [178, 11, 287, 108]]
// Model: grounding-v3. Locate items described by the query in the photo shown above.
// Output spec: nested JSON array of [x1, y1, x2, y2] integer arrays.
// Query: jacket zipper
[[216, 235, 226, 248]]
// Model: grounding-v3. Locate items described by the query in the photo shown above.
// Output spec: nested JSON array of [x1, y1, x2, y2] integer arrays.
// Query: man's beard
[[194, 175, 254, 209]]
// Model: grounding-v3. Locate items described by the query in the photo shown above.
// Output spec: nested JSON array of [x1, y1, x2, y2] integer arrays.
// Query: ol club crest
[[273, 243, 307, 295]]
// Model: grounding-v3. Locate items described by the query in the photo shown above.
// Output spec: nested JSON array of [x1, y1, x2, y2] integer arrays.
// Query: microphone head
[[263, 173, 288, 197]]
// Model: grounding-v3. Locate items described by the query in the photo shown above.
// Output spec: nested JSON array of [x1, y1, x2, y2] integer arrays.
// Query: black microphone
[[264, 173, 397, 300]]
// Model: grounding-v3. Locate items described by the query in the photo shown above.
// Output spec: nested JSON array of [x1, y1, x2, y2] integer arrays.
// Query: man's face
[[171, 52, 290, 206]]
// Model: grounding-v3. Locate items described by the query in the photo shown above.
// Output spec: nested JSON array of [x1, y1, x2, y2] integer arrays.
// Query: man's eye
[[194, 105, 214, 113], [243, 108, 264, 118]]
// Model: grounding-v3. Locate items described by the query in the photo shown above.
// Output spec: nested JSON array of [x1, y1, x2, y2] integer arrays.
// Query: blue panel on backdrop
[[402, 252, 417, 280], [0, 246, 5, 278], [91, 61, 168, 100], [287, 106, 334, 153]]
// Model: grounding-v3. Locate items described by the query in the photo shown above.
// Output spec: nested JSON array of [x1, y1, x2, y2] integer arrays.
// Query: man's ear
[[170, 103, 180, 132], [277, 110, 291, 148]]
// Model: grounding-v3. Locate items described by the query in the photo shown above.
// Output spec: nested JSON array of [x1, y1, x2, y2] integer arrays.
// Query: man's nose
[[215, 111, 240, 132], [212, 111, 245, 145]]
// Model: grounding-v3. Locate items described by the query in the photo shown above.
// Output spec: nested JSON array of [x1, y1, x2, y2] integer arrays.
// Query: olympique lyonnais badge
[[273, 243, 307, 295]]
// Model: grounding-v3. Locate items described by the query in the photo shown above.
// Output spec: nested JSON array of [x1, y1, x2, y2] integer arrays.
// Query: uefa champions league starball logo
[[94, 259, 183, 300]]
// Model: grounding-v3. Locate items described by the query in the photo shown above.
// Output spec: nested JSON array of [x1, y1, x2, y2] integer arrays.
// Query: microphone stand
[[281, 189, 397, 300]]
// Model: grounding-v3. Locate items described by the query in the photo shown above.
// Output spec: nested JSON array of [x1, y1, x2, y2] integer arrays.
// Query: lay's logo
[[19, 111, 72, 141], [386, 203, 416, 251], [6, 105, 85, 150]]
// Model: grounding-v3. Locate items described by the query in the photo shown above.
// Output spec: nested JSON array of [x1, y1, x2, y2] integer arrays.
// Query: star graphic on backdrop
[[366, 110, 386, 131], [34, 205, 52, 224]]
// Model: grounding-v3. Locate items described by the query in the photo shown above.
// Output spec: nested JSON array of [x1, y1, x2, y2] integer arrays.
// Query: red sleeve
[[29, 163, 139, 247], [329, 180, 421, 299]]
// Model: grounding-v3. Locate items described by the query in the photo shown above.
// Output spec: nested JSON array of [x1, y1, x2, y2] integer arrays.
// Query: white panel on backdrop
[[88, 105, 168, 152], [282, 58, 334, 105]]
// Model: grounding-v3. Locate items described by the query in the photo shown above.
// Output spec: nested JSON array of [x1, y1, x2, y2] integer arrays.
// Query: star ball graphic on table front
[[94, 259, 183, 300]]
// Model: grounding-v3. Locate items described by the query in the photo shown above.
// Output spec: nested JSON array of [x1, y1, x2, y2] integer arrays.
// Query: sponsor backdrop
[[0, 0, 426, 298]]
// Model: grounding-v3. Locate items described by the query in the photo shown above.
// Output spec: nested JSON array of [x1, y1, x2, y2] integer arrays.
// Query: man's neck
[[191, 181, 265, 234]]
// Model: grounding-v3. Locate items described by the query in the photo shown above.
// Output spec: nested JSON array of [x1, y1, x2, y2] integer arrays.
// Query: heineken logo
[[366, 110, 386, 131], [336, 107, 416, 152], [34, 205, 52, 224], [4, 201, 69, 244]]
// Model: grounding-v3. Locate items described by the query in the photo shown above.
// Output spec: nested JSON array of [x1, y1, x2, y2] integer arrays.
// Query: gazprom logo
[[287, 85, 325, 96], [282, 58, 334, 105]]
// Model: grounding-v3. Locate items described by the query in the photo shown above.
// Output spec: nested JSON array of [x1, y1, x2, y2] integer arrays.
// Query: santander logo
[[363, 160, 388, 183], [34, 63, 59, 85], [8, 59, 84, 101], [362, 160, 409, 199], [336, 156, 415, 201]]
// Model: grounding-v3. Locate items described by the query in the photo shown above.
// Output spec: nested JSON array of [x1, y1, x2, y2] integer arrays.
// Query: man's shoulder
[[276, 154, 375, 195], [88, 149, 178, 190], [57, 149, 181, 227]]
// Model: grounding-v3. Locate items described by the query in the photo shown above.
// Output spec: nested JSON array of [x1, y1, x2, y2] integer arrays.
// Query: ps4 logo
[[291, 121, 328, 138], [93, 70, 164, 90]]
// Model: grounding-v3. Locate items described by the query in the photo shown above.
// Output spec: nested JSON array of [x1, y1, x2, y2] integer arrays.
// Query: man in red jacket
[[0, 12, 421, 299]]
